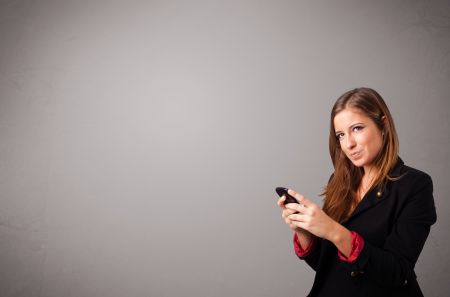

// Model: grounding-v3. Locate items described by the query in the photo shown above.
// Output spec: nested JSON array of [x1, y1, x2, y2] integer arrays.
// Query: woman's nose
[[345, 135, 356, 149]]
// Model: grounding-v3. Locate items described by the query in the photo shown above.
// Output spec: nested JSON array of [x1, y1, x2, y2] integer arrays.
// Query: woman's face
[[333, 107, 384, 172]]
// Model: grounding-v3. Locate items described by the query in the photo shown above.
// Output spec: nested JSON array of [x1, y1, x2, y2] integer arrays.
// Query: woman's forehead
[[334, 108, 368, 127], [334, 107, 368, 122]]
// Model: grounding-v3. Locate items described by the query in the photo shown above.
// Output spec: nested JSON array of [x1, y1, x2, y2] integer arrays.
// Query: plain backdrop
[[1, 0, 449, 296]]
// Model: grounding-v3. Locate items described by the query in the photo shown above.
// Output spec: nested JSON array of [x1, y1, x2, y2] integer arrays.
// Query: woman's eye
[[353, 126, 364, 132], [335, 133, 344, 140]]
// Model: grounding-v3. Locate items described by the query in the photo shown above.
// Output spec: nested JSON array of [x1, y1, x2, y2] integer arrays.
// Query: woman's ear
[[381, 115, 388, 136]]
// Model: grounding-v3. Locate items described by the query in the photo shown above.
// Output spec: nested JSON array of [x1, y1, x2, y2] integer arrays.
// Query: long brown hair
[[322, 87, 399, 223]]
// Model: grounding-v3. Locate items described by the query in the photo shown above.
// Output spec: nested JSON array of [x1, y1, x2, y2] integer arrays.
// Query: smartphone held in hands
[[275, 187, 299, 204]]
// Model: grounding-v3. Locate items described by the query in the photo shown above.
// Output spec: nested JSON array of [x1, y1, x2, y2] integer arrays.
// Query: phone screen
[[275, 187, 299, 204]]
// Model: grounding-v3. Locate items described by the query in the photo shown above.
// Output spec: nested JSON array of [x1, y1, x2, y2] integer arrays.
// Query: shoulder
[[396, 164, 432, 189], [390, 161, 433, 200], [389, 161, 437, 224]]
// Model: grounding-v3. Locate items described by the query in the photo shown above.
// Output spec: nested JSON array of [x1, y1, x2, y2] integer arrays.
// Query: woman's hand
[[277, 194, 313, 241], [283, 190, 352, 255]]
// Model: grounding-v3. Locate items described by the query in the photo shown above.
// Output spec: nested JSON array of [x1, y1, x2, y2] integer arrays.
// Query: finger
[[286, 202, 313, 214], [277, 196, 286, 208], [287, 189, 314, 207], [285, 202, 303, 214], [285, 217, 300, 229], [287, 213, 308, 222], [289, 203, 315, 217], [282, 209, 297, 220], [282, 208, 298, 217]]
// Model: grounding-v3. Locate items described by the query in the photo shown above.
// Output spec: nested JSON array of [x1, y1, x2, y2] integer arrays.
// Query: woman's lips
[[350, 151, 362, 159]]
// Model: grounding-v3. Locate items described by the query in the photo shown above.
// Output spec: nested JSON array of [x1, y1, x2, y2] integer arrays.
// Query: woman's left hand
[[285, 189, 340, 241]]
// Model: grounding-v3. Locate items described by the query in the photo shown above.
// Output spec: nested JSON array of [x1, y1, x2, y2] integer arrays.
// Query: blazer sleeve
[[339, 173, 437, 287], [296, 237, 322, 271]]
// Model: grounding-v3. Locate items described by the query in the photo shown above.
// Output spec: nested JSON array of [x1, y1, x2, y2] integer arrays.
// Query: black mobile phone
[[275, 187, 299, 204]]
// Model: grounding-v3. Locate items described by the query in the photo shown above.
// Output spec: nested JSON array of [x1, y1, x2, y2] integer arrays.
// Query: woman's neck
[[358, 166, 378, 200]]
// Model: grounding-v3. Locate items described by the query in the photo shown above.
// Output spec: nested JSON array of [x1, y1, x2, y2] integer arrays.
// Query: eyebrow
[[335, 122, 365, 134]]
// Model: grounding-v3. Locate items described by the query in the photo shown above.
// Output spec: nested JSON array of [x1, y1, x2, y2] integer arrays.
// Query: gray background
[[1, 0, 449, 296]]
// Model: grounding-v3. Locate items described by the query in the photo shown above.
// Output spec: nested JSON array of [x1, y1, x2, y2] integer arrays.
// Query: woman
[[277, 88, 436, 297]]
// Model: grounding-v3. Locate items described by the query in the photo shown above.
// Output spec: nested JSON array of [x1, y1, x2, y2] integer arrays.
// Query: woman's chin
[[350, 159, 365, 168]]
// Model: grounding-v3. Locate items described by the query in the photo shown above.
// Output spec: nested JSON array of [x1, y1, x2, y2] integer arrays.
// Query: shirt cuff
[[338, 231, 365, 263], [293, 232, 316, 257]]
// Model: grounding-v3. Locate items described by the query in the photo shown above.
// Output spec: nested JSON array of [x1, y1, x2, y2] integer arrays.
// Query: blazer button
[[351, 271, 358, 277], [403, 279, 408, 286]]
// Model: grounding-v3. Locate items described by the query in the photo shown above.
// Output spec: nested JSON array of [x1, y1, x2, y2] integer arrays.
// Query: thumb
[[287, 189, 313, 207]]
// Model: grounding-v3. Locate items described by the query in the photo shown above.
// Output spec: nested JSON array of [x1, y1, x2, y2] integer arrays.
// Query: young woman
[[277, 88, 436, 297]]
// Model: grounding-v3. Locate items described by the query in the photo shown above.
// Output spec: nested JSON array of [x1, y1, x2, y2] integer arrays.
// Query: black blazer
[[299, 159, 437, 297]]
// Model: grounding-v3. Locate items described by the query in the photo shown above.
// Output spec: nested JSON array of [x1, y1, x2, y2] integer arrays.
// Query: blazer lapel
[[346, 187, 387, 222], [345, 157, 404, 223]]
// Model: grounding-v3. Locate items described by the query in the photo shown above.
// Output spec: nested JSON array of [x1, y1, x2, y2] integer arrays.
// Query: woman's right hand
[[277, 196, 300, 231], [277, 195, 313, 244]]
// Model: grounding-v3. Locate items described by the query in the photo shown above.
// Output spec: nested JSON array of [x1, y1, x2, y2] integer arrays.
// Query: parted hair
[[322, 87, 399, 223]]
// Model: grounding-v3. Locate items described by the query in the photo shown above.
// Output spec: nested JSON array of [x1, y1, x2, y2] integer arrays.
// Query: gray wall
[[1, 0, 449, 296]]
